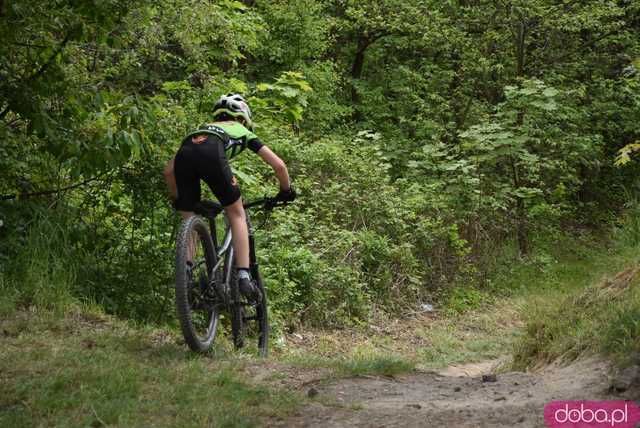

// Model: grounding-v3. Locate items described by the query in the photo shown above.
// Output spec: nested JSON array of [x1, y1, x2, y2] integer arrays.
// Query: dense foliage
[[1, 0, 639, 328]]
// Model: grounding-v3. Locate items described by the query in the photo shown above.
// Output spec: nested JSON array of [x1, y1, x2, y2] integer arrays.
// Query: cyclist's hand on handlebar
[[275, 186, 296, 203]]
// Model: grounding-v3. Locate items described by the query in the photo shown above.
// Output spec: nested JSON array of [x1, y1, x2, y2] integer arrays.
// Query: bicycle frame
[[180, 196, 284, 354], [201, 204, 258, 289]]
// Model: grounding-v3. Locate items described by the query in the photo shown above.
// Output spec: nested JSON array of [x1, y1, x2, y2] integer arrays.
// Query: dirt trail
[[249, 265, 640, 427], [263, 358, 638, 427]]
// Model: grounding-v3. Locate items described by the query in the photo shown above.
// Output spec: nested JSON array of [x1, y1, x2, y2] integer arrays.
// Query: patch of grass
[[415, 302, 521, 369], [278, 295, 519, 373], [501, 228, 640, 370], [512, 264, 640, 370], [487, 236, 605, 297], [443, 285, 490, 315], [0, 273, 19, 316], [282, 351, 415, 378], [604, 300, 640, 364], [1, 213, 79, 315], [278, 338, 416, 377], [0, 309, 299, 428], [335, 354, 415, 377]]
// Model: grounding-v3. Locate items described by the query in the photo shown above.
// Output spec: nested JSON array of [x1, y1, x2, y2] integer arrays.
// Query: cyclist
[[163, 93, 296, 301]]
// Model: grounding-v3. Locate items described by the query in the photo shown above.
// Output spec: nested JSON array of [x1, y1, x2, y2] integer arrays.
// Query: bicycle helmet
[[213, 93, 253, 129]]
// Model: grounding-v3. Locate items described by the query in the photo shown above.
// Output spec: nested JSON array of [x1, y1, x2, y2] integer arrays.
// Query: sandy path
[[266, 358, 638, 427]]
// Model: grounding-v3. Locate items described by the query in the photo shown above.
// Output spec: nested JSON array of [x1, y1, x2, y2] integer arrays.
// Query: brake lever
[[264, 197, 278, 211]]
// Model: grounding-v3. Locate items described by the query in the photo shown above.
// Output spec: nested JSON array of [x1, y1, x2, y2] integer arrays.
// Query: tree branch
[[0, 32, 72, 121], [549, 29, 620, 63], [1, 172, 113, 201], [28, 32, 72, 82], [9, 42, 50, 49]]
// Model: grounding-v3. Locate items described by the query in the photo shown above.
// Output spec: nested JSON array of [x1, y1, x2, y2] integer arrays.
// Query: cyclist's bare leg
[[224, 198, 250, 269]]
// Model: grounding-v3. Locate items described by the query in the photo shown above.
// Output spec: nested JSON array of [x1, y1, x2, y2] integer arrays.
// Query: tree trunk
[[350, 35, 369, 121], [513, 11, 530, 257]]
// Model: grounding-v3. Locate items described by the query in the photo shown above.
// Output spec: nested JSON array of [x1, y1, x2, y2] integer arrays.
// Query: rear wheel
[[175, 216, 219, 352]]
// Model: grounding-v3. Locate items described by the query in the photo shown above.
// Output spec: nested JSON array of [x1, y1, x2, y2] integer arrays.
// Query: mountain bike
[[174, 197, 288, 356]]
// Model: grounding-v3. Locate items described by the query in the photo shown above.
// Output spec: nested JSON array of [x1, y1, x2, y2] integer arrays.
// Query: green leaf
[[256, 83, 273, 92]]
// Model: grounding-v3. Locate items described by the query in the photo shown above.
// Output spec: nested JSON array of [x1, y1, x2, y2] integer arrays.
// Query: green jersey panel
[[183, 121, 263, 159]]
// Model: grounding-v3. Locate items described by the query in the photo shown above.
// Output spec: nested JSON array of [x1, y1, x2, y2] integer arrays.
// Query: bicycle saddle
[[194, 200, 223, 218]]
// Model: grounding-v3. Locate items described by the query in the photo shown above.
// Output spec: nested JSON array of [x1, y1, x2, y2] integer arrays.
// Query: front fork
[[247, 215, 257, 270]]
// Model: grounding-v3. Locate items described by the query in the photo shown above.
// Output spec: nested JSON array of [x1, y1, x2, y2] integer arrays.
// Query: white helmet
[[213, 93, 253, 129]]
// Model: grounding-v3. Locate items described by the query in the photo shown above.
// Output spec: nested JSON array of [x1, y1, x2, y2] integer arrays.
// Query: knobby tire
[[253, 267, 269, 357], [175, 215, 218, 353]]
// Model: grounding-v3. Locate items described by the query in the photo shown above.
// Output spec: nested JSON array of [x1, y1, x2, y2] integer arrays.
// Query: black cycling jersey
[[173, 121, 263, 210], [182, 121, 263, 159]]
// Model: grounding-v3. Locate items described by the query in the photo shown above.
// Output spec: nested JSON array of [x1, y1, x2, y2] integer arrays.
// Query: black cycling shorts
[[173, 134, 241, 210]]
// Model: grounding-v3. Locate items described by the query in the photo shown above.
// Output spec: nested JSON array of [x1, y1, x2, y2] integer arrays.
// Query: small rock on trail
[[481, 374, 497, 383]]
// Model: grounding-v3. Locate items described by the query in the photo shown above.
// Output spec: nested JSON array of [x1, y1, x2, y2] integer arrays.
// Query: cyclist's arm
[[163, 157, 178, 200], [256, 145, 291, 190]]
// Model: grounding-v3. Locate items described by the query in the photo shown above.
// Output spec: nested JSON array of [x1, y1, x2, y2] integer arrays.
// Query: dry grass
[[273, 296, 524, 373], [513, 262, 640, 370]]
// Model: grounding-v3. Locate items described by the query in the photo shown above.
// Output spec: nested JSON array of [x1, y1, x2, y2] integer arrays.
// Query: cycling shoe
[[238, 277, 261, 303]]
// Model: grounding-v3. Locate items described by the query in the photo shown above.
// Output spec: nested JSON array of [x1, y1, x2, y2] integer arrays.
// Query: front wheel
[[229, 266, 269, 357], [230, 268, 245, 350], [175, 215, 219, 352], [253, 267, 269, 357]]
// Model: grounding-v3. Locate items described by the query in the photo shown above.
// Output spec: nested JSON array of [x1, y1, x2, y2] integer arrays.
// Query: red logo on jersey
[[192, 134, 208, 144]]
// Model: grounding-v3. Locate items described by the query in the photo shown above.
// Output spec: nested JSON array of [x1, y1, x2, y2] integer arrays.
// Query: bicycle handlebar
[[194, 196, 291, 219], [243, 197, 291, 211]]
